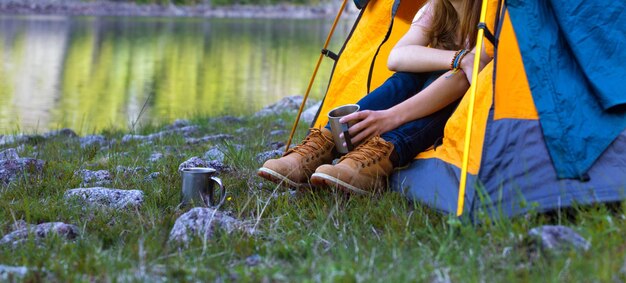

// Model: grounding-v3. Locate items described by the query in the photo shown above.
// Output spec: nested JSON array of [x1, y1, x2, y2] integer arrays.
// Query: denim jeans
[[325, 71, 459, 167]]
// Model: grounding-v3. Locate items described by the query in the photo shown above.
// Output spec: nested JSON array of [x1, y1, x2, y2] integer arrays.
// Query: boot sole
[[310, 172, 371, 195], [257, 167, 309, 189]]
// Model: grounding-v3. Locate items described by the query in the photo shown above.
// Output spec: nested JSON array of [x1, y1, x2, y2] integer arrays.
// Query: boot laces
[[339, 137, 391, 166], [285, 128, 329, 158]]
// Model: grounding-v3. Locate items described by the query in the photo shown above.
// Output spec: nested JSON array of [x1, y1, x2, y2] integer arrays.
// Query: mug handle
[[341, 123, 354, 151], [209, 176, 226, 206]]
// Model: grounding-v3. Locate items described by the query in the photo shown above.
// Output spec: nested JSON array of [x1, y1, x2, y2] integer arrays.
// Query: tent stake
[[285, 0, 349, 152], [457, 0, 490, 217]]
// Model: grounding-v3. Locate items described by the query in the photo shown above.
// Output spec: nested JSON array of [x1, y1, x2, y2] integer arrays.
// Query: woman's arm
[[387, 22, 458, 73]]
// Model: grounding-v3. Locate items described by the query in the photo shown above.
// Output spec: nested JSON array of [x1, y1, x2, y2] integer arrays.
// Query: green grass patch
[[0, 112, 625, 281]]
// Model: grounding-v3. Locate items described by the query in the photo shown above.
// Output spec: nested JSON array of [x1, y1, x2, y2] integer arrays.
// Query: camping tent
[[310, 0, 626, 220]]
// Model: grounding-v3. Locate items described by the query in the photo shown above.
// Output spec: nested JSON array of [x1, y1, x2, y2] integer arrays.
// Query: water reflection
[[0, 15, 351, 134]]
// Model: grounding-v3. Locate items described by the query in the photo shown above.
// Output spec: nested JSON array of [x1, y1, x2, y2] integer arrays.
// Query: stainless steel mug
[[328, 104, 360, 154], [180, 167, 226, 207]]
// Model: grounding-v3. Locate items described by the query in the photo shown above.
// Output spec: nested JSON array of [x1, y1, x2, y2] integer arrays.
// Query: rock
[[254, 96, 318, 117], [64, 187, 144, 209], [178, 157, 209, 172], [144, 172, 161, 181], [301, 101, 322, 123], [245, 254, 262, 267], [206, 160, 230, 173], [269, 130, 287, 136], [122, 126, 200, 143], [256, 150, 283, 163], [43, 128, 78, 139], [0, 158, 45, 185], [204, 147, 225, 163], [168, 207, 253, 245], [212, 116, 243, 124], [80, 135, 107, 148], [148, 152, 164, 162], [0, 222, 80, 247], [0, 134, 42, 146], [0, 148, 19, 160], [528, 225, 590, 252], [268, 141, 285, 150], [116, 166, 148, 176], [0, 265, 28, 280], [74, 169, 112, 186], [185, 134, 234, 145], [165, 119, 190, 130]]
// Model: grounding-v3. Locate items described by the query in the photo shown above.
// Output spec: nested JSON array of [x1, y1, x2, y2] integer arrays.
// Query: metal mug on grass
[[180, 167, 226, 208], [328, 104, 360, 154]]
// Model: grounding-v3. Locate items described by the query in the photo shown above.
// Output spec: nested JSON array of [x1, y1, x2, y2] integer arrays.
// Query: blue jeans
[[326, 71, 459, 167]]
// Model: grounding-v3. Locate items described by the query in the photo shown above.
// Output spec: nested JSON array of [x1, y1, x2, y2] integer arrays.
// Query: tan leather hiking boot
[[310, 136, 394, 194], [258, 128, 336, 188]]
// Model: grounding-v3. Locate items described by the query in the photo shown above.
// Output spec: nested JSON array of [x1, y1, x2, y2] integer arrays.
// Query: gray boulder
[[80, 135, 107, 148], [43, 128, 78, 139], [122, 126, 200, 143], [168, 207, 253, 245], [64, 187, 144, 209], [254, 95, 317, 117], [256, 150, 283, 163], [0, 222, 80, 247], [301, 101, 322, 124], [185, 134, 234, 145], [0, 158, 45, 185], [0, 148, 19, 160], [528, 225, 591, 252], [178, 157, 209, 172], [204, 147, 225, 163]]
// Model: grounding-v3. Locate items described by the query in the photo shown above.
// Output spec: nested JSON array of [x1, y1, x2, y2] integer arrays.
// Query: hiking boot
[[258, 128, 336, 188], [310, 136, 394, 194]]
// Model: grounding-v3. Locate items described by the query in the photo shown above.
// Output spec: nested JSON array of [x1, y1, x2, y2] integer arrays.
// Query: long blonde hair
[[426, 0, 482, 50]]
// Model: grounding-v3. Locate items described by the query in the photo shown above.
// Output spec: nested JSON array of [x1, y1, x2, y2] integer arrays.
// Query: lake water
[[0, 15, 353, 134]]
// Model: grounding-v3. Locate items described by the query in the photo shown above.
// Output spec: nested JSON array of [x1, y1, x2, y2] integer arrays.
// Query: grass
[[0, 112, 625, 282]]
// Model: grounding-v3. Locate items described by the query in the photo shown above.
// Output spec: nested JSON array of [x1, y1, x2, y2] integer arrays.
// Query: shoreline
[[0, 0, 359, 19]]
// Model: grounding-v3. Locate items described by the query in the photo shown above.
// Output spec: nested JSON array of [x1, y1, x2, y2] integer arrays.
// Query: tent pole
[[456, 0, 490, 217], [285, 0, 350, 152]]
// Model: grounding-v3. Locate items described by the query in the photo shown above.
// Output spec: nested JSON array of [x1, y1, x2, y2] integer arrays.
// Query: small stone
[[245, 254, 262, 267], [43, 128, 78, 139], [256, 150, 283, 163], [0, 148, 19, 160], [254, 96, 317, 117], [64, 187, 144, 209], [212, 116, 243, 124], [168, 207, 253, 245], [74, 169, 112, 186], [270, 130, 287, 136], [528, 225, 590, 252], [185, 134, 234, 145], [268, 141, 285, 150], [204, 147, 225, 163], [116, 166, 148, 176], [0, 222, 80, 247], [144, 172, 161, 181], [166, 119, 190, 129], [0, 265, 28, 280], [148, 152, 164, 162], [178, 157, 209, 172], [80, 135, 107, 148]]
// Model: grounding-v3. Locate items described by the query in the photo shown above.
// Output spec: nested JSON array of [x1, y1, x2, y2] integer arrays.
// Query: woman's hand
[[338, 109, 400, 146]]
